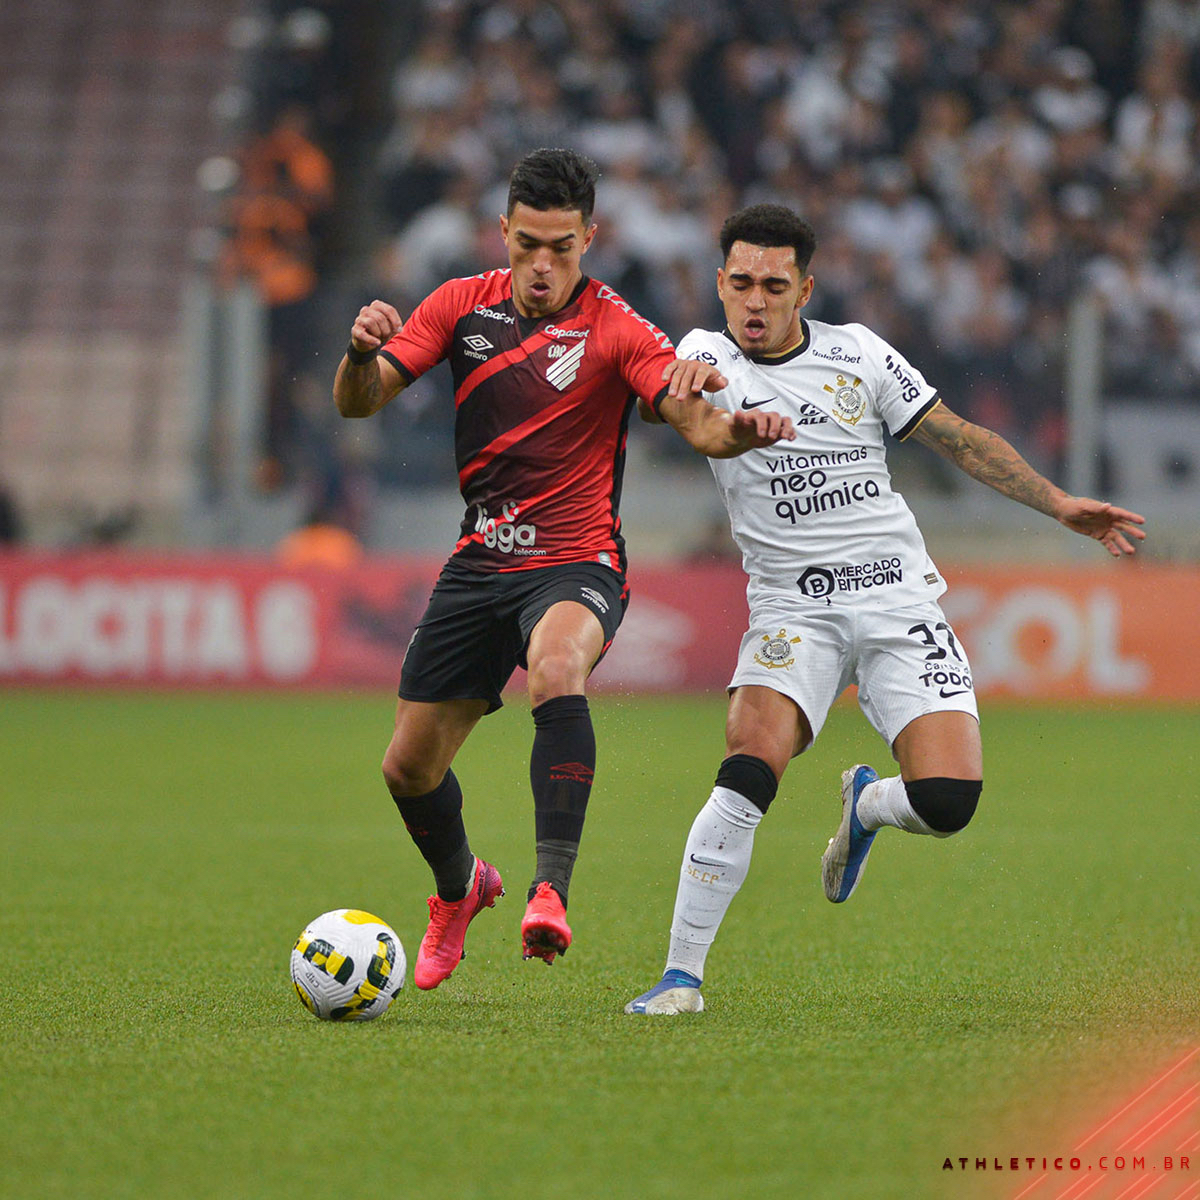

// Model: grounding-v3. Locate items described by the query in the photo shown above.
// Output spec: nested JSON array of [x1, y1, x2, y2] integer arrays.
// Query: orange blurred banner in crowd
[[0, 553, 1193, 700], [937, 563, 1196, 701]]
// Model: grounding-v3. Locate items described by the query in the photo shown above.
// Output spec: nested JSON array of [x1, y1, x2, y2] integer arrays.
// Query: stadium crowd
[[369, 0, 1200, 470], [222, 0, 1200, 503]]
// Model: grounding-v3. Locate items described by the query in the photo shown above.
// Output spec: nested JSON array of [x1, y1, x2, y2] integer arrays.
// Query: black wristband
[[346, 342, 380, 366]]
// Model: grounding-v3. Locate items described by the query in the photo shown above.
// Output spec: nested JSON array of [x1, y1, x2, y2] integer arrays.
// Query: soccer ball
[[290, 909, 406, 1021]]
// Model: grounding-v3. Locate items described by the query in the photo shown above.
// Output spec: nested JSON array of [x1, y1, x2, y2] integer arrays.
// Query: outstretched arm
[[333, 300, 407, 418], [909, 402, 1146, 557], [639, 357, 795, 458]]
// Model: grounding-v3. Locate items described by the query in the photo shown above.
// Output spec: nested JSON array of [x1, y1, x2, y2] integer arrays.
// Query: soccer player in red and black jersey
[[334, 148, 793, 991]]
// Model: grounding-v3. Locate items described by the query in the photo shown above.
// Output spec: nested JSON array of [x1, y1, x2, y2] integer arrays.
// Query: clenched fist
[[351, 300, 403, 352]]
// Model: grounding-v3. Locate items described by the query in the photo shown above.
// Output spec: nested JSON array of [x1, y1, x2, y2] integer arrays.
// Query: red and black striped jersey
[[379, 269, 674, 573]]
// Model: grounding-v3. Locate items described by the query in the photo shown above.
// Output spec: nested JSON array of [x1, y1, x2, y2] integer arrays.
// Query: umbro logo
[[579, 586, 609, 613], [463, 333, 494, 362], [549, 761, 595, 784]]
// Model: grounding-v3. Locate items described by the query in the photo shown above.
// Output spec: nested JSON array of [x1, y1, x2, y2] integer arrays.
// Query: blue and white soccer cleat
[[822, 764, 879, 903], [624, 969, 704, 1015]]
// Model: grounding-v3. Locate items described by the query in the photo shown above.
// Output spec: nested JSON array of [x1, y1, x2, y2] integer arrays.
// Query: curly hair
[[719, 204, 817, 272]]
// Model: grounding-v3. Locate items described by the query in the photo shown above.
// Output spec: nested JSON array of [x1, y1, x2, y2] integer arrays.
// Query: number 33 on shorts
[[907, 620, 974, 698]]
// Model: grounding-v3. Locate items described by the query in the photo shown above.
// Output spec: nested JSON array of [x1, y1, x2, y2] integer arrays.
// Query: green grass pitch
[[3, 690, 1197, 1199]]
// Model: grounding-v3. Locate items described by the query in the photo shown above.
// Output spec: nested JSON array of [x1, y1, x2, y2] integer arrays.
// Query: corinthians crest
[[754, 628, 803, 669], [824, 373, 866, 425]]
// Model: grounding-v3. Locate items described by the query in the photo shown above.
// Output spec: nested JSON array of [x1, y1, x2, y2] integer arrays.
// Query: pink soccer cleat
[[521, 881, 572, 964], [413, 858, 504, 990]]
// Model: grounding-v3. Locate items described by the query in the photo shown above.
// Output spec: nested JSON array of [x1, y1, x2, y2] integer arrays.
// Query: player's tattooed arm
[[910, 403, 1063, 514], [333, 300, 407, 418], [911, 402, 1146, 556]]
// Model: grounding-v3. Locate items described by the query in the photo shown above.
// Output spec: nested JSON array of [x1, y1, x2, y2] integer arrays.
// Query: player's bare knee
[[381, 749, 441, 798], [904, 777, 982, 838], [527, 656, 588, 708]]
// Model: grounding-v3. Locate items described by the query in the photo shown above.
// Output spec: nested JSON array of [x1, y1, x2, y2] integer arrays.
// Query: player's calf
[[904, 777, 981, 837], [823, 770, 982, 903], [852, 774, 982, 837]]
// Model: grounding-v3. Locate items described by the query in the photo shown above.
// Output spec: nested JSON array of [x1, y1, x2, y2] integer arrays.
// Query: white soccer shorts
[[728, 598, 979, 750]]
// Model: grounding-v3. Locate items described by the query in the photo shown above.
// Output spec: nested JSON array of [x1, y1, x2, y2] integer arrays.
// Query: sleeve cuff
[[894, 393, 941, 441], [379, 348, 415, 386]]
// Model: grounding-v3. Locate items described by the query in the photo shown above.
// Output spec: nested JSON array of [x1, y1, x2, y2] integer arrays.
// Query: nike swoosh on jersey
[[689, 853, 724, 867], [740, 395, 780, 410]]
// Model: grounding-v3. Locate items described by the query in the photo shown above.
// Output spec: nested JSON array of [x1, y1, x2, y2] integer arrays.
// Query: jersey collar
[[514, 274, 591, 329], [723, 319, 811, 365]]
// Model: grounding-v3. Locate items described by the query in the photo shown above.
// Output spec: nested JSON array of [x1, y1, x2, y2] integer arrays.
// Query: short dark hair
[[507, 148, 600, 223], [719, 203, 817, 273]]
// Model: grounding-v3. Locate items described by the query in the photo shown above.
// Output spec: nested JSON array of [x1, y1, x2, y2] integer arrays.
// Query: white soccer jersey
[[678, 319, 945, 611]]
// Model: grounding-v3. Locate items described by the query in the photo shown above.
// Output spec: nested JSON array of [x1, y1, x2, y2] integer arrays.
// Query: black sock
[[528, 694, 595, 907], [392, 770, 474, 901]]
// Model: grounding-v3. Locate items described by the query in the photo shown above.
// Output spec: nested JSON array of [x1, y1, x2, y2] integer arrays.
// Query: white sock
[[664, 786, 763, 982], [854, 774, 935, 835]]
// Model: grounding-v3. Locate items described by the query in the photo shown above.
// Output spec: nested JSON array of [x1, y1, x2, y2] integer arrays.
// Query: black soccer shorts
[[398, 559, 629, 713]]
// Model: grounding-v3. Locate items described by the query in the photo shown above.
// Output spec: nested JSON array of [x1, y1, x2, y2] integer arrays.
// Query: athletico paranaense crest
[[546, 336, 588, 390]]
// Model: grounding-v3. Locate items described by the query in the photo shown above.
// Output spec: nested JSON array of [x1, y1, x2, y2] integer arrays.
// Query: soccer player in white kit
[[627, 203, 1146, 1015]]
